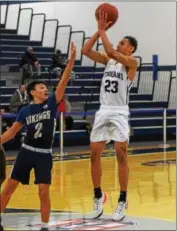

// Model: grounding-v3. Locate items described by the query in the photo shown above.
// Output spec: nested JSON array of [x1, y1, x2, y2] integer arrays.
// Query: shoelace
[[115, 202, 126, 214], [93, 198, 101, 210]]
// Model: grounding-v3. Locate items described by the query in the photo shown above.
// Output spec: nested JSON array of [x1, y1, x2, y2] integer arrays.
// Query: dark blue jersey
[[16, 93, 58, 149]]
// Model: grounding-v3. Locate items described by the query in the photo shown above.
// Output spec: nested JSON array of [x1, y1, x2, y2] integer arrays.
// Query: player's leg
[[113, 141, 129, 219], [115, 141, 129, 199], [90, 110, 109, 218], [38, 184, 51, 230], [111, 141, 129, 221], [34, 153, 53, 230], [0, 179, 19, 212], [110, 113, 129, 221], [0, 145, 19, 213], [0, 145, 6, 186], [91, 141, 106, 194], [1, 148, 32, 213], [90, 141, 108, 219], [115, 141, 129, 196]]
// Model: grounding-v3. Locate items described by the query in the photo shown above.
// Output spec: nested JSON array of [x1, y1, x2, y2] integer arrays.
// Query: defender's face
[[31, 84, 48, 102], [116, 38, 133, 55]]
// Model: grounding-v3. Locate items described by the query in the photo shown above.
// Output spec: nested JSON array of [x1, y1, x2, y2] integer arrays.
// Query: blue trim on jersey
[[126, 86, 128, 105], [128, 82, 133, 91], [126, 81, 133, 105]]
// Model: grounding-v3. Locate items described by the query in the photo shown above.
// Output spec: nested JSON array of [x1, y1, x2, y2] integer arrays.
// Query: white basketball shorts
[[90, 105, 130, 143]]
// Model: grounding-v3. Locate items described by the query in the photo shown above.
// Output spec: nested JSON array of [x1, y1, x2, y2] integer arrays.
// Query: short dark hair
[[26, 80, 48, 100], [124, 36, 138, 53]]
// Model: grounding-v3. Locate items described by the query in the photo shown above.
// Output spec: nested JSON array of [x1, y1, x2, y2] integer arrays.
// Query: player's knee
[[90, 152, 97, 164], [116, 145, 128, 165], [90, 150, 101, 165], [117, 152, 127, 165], [38, 186, 50, 201], [90, 143, 103, 164], [90, 144, 97, 164]]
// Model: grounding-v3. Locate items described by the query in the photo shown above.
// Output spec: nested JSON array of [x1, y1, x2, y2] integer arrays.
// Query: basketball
[[95, 3, 119, 28]]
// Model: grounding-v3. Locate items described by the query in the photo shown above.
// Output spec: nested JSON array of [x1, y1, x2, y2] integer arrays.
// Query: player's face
[[116, 38, 133, 55], [32, 84, 48, 102]]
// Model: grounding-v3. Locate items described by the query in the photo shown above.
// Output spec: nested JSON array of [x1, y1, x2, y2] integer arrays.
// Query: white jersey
[[100, 59, 133, 107]]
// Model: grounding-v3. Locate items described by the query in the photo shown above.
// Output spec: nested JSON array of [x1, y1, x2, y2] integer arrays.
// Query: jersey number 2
[[105, 80, 118, 93], [34, 122, 42, 139]]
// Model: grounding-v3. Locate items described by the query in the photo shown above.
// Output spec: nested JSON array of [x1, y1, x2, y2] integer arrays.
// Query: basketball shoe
[[92, 192, 108, 219], [112, 201, 128, 221]]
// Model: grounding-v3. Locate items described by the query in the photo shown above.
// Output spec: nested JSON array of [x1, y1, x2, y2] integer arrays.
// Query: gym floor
[[1, 141, 176, 230]]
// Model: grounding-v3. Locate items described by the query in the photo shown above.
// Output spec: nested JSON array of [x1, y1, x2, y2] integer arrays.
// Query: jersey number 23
[[105, 79, 118, 93]]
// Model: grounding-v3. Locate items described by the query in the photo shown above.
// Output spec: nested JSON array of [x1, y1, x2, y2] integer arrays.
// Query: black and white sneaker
[[112, 201, 128, 221], [92, 192, 108, 219]]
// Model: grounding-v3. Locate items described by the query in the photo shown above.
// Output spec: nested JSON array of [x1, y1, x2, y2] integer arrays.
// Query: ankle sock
[[118, 191, 127, 202], [94, 187, 102, 199]]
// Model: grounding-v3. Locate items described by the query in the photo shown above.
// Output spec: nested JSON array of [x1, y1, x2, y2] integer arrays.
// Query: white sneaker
[[112, 201, 127, 221], [92, 192, 108, 219]]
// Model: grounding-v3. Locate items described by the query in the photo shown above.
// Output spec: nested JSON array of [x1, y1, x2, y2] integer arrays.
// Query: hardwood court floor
[[2, 150, 176, 222]]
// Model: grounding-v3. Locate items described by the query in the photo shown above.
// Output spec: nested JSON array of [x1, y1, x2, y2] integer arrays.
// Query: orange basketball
[[95, 3, 119, 28]]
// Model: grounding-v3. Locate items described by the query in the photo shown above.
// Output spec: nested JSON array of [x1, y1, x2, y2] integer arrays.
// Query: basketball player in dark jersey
[[0, 43, 76, 231]]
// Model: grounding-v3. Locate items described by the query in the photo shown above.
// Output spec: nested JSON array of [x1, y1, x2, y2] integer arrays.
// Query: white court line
[[5, 211, 176, 222]]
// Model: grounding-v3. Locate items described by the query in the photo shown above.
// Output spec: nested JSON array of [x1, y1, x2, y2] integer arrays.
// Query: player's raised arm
[[97, 11, 137, 75], [81, 32, 109, 65], [55, 42, 76, 103], [1, 122, 23, 144]]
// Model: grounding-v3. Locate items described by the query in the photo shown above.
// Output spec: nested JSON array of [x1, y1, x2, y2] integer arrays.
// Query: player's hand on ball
[[97, 10, 112, 31], [70, 42, 76, 60]]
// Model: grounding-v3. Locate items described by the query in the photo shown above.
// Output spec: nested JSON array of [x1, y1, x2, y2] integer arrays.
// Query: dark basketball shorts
[[10, 147, 53, 185]]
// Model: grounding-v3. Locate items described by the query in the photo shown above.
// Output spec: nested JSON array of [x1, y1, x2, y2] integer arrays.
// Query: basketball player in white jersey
[[82, 11, 138, 221]]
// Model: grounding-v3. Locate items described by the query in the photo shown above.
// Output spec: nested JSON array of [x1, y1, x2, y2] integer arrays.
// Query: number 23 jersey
[[16, 93, 58, 149], [100, 59, 133, 107]]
